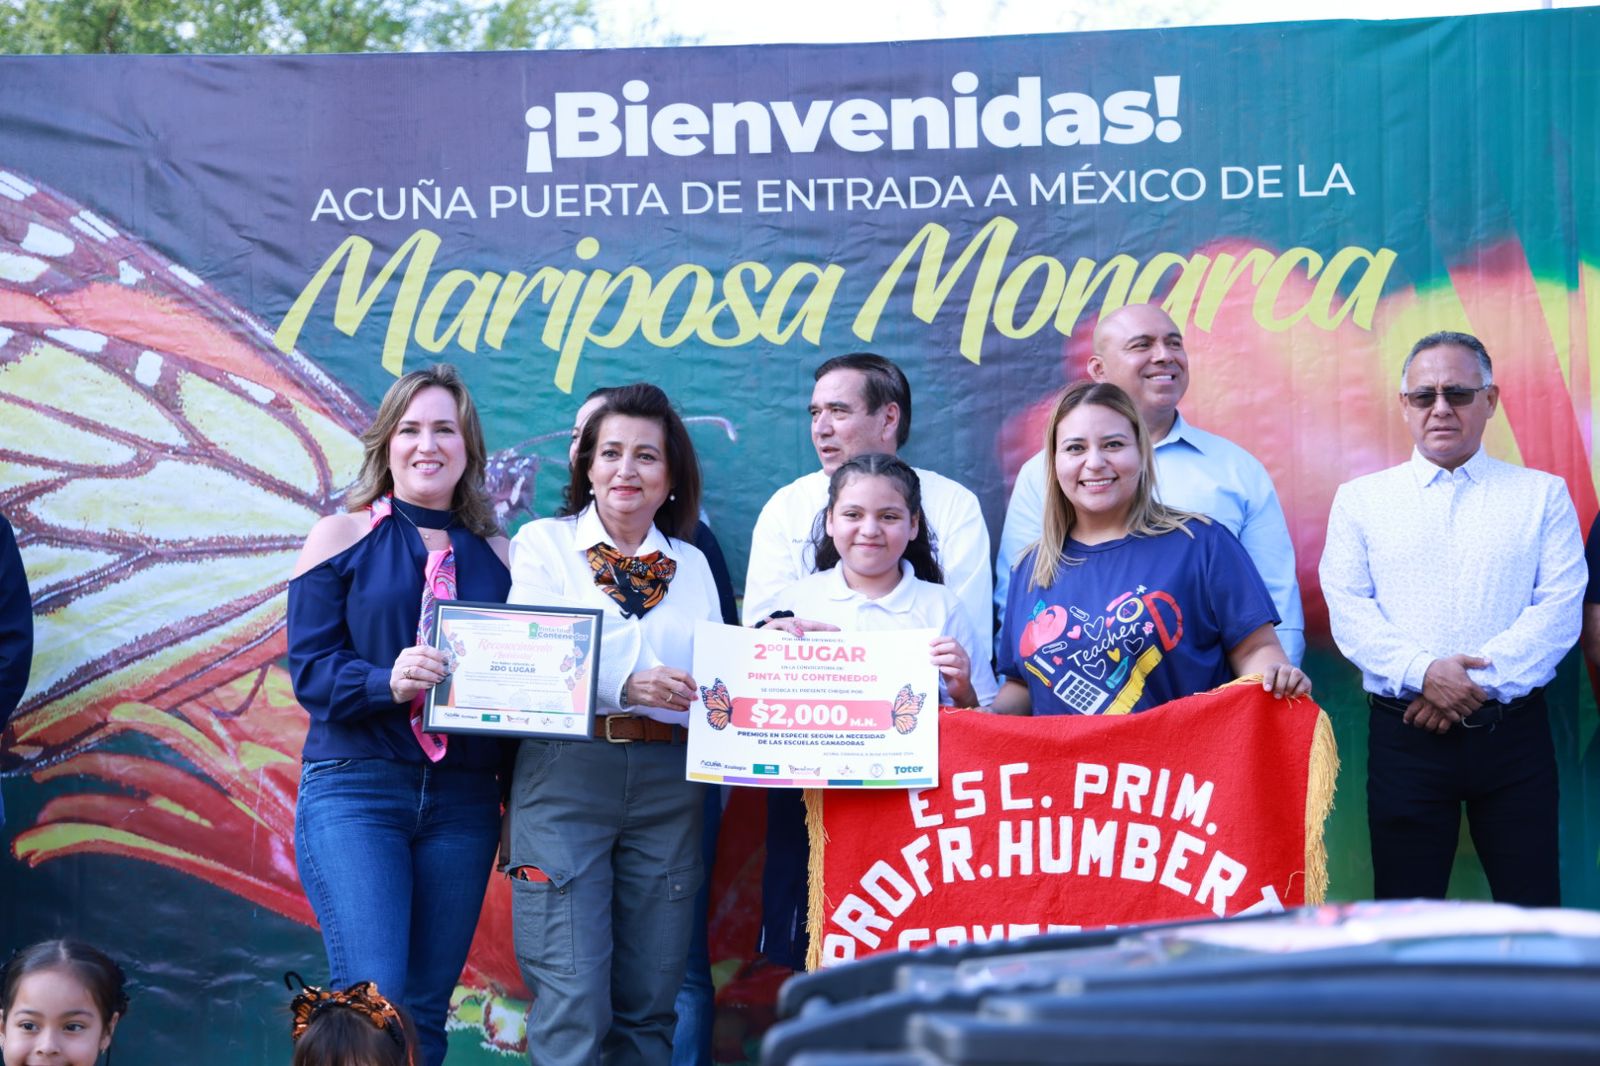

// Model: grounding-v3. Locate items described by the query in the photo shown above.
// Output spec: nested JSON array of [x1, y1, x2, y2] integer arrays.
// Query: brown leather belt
[[594, 714, 687, 744]]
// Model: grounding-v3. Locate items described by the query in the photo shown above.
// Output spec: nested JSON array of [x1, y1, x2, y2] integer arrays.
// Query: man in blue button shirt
[[995, 303, 1304, 665]]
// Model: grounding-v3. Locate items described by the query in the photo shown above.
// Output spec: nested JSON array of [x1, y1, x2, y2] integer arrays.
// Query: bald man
[[995, 303, 1304, 664]]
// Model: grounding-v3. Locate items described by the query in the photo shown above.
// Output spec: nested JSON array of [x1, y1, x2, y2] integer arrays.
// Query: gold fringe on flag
[[1215, 676, 1339, 904], [1304, 708, 1339, 904], [804, 787, 828, 972]]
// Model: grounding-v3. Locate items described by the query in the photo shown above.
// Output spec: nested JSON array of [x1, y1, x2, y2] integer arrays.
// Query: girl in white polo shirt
[[755, 452, 997, 969], [762, 451, 997, 706]]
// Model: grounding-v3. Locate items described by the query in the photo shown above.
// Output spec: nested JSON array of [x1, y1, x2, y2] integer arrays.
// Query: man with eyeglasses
[[1320, 330, 1583, 905], [995, 302, 1303, 664]]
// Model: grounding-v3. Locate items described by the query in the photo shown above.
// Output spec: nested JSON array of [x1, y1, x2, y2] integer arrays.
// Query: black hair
[[562, 382, 702, 542], [291, 1005, 416, 1066], [813, 353, 912, 447], [287, 975, 417, 1066], [1401, 330, 1494, 386], [811, 453, 942, 584], [1, 939, 129, 1059]]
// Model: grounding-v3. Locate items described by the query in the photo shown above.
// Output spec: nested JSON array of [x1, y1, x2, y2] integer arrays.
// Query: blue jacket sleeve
[[693, 521, 740, 626], [0, 514, 31, 724], [287, 563, 400, 724], [1585, 514, 1600, 605]]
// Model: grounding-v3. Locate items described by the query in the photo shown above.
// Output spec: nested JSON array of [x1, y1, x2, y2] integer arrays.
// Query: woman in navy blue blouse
[[287, 363, 509, 1066]]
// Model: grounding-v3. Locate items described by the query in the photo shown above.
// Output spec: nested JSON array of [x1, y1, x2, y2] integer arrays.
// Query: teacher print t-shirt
[[998, 520, 1277, 716]]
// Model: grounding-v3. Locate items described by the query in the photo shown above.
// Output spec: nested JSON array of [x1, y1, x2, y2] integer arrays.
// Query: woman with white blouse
[[504, 383, 720, 1065]]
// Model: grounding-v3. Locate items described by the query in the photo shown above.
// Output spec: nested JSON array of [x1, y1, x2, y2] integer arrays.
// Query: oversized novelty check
[[687, 621, 939, 788], [424, 600, 603, 740]]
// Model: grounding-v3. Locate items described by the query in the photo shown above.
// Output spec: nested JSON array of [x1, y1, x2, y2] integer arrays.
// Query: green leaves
[[0, 0, 598, 54]]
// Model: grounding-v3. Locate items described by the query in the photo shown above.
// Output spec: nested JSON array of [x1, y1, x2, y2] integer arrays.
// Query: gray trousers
[[509, 737, 705, 1066]]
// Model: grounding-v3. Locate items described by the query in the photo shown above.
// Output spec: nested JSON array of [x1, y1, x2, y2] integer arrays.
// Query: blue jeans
[[509, 738, 704, 1066], [295, 757, 501, 1066], [671, 785, 724, 1066]]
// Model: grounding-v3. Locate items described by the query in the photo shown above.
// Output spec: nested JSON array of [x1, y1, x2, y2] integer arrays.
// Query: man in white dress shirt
[[994, 303, 1304, 664], [743, 353, 992, 648], [1320, 331, 1583, 906]]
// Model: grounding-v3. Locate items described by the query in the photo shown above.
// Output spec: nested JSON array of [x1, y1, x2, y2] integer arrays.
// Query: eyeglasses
[[1402, 386, 1490, 409]]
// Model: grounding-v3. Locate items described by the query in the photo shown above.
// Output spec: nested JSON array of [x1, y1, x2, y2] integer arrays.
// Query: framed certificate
[[423, 600, 603, 741]]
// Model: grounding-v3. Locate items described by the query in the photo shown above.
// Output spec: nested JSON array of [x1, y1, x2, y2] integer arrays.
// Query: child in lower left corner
[[286, 974, 419, 1066], [1, 940, 129, 1066]]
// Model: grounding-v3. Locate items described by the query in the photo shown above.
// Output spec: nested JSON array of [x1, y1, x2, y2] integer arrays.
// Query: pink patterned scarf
[[371, 496, 454, 762]]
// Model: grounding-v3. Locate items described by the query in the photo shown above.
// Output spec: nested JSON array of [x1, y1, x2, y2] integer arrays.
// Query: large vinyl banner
[[3, 8, 1600, 1061]]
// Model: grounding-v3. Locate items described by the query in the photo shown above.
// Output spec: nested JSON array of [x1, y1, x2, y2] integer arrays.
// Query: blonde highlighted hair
[[346, 363, 499, 538], [1027, 380, 1205, 591]]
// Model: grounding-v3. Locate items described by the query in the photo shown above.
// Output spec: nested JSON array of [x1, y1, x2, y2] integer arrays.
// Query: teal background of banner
[[2, 8, 1600, 1061]]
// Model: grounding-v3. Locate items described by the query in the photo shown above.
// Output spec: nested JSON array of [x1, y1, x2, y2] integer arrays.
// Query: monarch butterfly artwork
[[559, 647, 578, 690], [890, 683, 925, 735], [701, 677, 732, 730], [0, 167, 730, 1053]]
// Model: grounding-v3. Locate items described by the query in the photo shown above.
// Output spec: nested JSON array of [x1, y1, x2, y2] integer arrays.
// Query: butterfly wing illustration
[[0, 167, 573, 771], [0, 169, 374, 770], [0, 165, 734, 1044], [0, 168, 380, 926], [701, 677, 731, 730], [891, 683, 925, 735]]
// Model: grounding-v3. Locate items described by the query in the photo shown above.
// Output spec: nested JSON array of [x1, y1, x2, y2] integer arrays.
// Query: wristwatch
[[619, 679, 632, 709]]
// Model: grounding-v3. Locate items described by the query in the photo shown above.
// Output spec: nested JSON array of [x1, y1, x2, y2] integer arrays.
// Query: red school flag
[[806, 679, 1338, 969]]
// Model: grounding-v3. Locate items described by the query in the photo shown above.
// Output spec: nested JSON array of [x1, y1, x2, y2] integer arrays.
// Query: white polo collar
[[820, 559, 918, 612]]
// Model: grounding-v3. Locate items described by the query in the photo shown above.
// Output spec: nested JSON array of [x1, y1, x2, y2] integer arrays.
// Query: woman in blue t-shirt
[[994, 381, 1309, 716]]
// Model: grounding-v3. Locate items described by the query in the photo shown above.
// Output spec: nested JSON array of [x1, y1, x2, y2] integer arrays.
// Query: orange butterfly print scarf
[[586, 543, 676, 618]]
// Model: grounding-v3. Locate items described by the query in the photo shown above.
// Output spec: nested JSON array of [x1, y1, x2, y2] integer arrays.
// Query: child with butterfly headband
[[753, 453, 998, 970], [286, 973, 418, 1066]]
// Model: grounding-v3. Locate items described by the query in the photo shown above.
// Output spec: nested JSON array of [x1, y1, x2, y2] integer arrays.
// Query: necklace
[[390, 498, 456, 548]]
